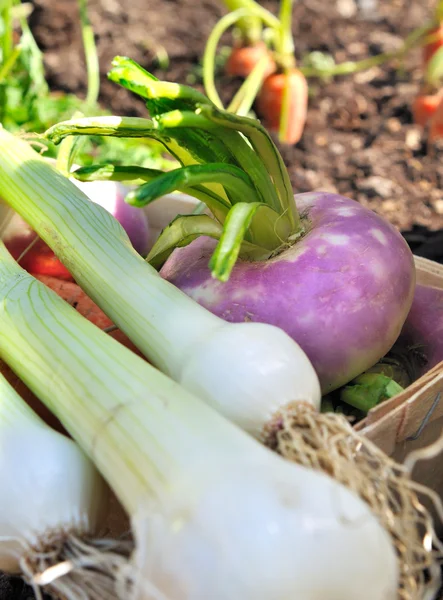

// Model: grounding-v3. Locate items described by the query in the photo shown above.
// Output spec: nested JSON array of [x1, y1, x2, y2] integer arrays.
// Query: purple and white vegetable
[[41, 57, 415, 399], [161, 191, 415, 392], [396, 283, 443, 377]]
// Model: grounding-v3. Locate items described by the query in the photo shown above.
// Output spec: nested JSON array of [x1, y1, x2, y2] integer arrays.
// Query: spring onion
[[0, 241, 398, 599], [0, 125, 321, 439], [0, 369, 128, 599]]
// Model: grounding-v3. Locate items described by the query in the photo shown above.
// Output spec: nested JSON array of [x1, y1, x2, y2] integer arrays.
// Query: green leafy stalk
[[126, 164, 252, 219], [147, 214, 224, 269], [276, 0, 294, 59], [46, 115, 157, 144], [222, 0, 262, 43], [0, 0, 12, 121], [0, 43, 21, 84], [222, 0, 280, 32], [55, 111, 86, 175], [44, 59, 305, 281], [45, 115, 202, 167], [1, 0, 12, 65], [199, 105, 298, 229], [202, 8, 252, 108], [109, 56, 209, 110], [300, 23, 431, 79], [73, 163, 230, 220], [209, 201, 277, 281], [108, 58, 237, 171], [155, 109, 282, 212], [340, 373, 403, 413], [78, 0, 100, 107], [227, 54, 271, 115]]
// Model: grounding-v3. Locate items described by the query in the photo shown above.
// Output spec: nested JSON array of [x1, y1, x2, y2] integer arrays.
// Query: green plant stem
[[222, 0, 263, 43], [154, 109, 281, 211], [1, 0, 12, 64], [199, 105, 298, 230], [0, 0, 12, 122], [126, 163, 256, 213], [300, 23, 430, 79], [0, 43, 20, 83], [203, 9, 251, 109], [277, 0, 294, 59], [109, 56, 209, 106], [340, 374, 403, 413], [227, 54, 270, 115], [45, 115, 196, 167], [78, 0, 100, 107]]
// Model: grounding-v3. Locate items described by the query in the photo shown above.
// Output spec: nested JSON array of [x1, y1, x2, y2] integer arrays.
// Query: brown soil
[[28, 0, 443, 259]]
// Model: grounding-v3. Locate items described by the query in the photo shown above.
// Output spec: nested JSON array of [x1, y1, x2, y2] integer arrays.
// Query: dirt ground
[[29, 0, 443, 259], [2, 0, 443, 598]]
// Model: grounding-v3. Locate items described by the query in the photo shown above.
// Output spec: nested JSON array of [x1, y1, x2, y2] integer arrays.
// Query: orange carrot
[[423, 23, 443, 66], [429, 95, 443, 140], [225, 41, 276, 78], [256, 69, 308, 144], [10, 237, 75, 281], [412, 93, 442, 126]]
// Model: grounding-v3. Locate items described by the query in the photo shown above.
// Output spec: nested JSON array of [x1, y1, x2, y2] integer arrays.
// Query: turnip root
[[161, 191, 415, 393]]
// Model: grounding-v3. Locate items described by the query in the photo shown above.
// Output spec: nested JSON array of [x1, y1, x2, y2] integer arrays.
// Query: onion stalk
[[0, 125, 321, 439], [0, 240, 399, 600], [0, 368, 129, 599]]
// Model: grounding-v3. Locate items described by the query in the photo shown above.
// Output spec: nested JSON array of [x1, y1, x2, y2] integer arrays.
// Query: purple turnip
[[42, 58, 416, 395], [396, 283, 443, 377], [160, 191, 415, 392], [38, 66, 414, 405]]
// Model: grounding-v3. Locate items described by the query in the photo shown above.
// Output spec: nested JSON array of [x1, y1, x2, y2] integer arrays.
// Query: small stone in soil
[[357, 176, 399, 198]]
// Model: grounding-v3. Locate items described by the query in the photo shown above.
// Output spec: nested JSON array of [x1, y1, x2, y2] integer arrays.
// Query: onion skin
[[160, 192, 415, 393]]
